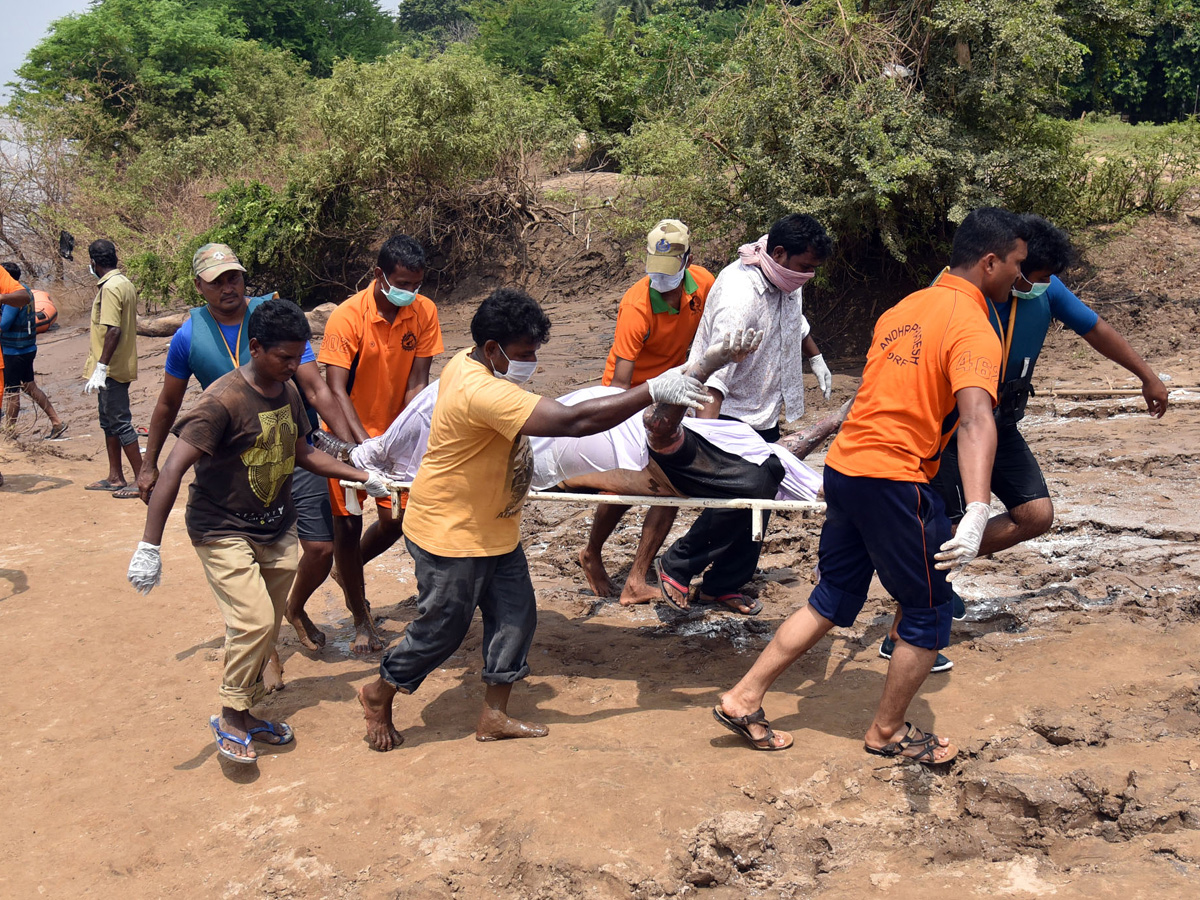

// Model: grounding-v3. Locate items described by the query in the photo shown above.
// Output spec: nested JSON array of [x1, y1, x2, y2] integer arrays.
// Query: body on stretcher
[[338, 480, 826, 542]]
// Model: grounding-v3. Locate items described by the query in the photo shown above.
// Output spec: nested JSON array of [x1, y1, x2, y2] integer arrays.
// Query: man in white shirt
[[658, 213, 834, 614]]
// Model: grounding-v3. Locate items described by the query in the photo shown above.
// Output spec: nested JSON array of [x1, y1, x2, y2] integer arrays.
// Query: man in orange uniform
[[319, 234, 443, 654], [580, 220, 716, 605], [712, 208, 1028, 765]]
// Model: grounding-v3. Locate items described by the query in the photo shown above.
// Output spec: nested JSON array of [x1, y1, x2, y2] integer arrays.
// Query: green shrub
[[617, 0, 1092, 293]]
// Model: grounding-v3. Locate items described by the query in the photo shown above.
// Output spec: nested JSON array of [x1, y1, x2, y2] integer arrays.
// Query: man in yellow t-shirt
[[356, 288, 711, 751], [82, 239, 142, 498]]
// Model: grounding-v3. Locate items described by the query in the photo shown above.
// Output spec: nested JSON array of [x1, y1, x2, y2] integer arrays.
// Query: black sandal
[[713, 705, 793, 751], [864, 722, 958, 765]]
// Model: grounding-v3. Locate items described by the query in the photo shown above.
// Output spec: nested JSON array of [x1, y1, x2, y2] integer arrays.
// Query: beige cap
[[192, 243, 246, 282], [645, 219, 690, 274]]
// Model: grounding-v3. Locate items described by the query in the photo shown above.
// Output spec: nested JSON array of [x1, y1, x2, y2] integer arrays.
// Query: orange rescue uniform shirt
[[602, 266, 715, 387], [826, 272, 1001, 483], [0, 267, 26, 373], [317, 281, 444, 437]]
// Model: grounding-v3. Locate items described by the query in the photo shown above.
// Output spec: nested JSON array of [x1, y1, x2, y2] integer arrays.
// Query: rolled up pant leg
[[194, 531, 299, 710], [380, 538, 497, 694], [97, 378, 138, 446], [478, 544, 537, 685]]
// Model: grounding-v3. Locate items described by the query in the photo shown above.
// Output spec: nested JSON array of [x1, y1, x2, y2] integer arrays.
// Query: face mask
[[765, 265, 815, 294], [380, 273, 419, 307], [1012, 278, 1050, 300], [648, 269, 686, 293], [494, 346, 537, 385], [88, 264, 96, 277]]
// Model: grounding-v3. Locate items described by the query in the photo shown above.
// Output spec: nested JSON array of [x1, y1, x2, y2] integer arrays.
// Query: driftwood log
[[136, 302, 339, 338]]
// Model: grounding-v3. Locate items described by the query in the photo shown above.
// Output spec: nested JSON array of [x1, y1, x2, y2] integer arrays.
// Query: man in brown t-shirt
[[127, 300, 390, 765]]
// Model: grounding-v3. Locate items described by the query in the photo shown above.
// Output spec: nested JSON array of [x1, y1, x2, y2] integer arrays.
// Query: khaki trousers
[[194, 530, 298, 710]]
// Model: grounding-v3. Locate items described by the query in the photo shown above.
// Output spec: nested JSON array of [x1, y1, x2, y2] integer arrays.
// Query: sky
[[3, 1, 94, 100]]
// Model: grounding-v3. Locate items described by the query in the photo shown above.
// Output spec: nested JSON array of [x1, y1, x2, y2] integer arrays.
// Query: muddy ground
[[2, 214, 1200, 898]]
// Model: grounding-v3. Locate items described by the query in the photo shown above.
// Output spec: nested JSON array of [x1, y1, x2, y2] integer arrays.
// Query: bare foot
[[476, 706, 549, 741], [578, 546, 613, 598], [619, 579, 660, 606], [358, 685, 403, 751], [287, 607, 327, 651], [335, 566, 383, 625], [351, 619, 384, 655], [262, 651, 285, 693]]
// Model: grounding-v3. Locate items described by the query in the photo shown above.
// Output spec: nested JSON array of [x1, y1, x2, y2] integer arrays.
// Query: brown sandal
[[864, 722, 957, 765], [713, 705, 793, 751]]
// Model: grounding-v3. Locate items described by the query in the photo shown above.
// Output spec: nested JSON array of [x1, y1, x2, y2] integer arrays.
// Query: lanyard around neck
[[986, 296, 1019, 382], [218, 321, 242, 369]]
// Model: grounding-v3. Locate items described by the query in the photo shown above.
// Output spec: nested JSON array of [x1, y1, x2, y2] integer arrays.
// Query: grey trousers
[[379, 538, 537, 694]]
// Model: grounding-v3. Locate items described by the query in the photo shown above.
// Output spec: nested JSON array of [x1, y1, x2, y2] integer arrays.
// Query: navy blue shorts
[[807, 466, 955, 650], [929, 423, 1049, 523]]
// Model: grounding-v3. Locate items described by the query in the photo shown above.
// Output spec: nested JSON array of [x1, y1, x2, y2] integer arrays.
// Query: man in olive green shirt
[[83, 239, 142, 497]]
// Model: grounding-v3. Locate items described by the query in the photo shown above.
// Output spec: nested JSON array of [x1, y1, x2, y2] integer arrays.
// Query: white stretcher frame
[[340, 480, 826, 542]]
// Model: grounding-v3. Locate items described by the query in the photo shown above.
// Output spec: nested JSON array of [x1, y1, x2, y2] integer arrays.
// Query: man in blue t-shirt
[[138, 244, 356, 690], [882, 215, 1169, 669], [1, 263, 66, 439]]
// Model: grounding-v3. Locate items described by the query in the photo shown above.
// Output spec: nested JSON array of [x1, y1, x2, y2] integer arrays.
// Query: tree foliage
[[7, 0, 1199, 318], [194, 50, 577, 301], [13, 0, 245, 149], [473, 0, 590, 79], [219, 0, 397, 76], [618, 0, 1091, 303]]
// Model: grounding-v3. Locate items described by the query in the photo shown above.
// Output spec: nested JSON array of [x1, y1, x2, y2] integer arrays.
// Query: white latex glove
[[647, 365, 712, 411], [84, 362, 109, 394], [362, 471, 391, 499], [700, 328, 765, 371], [808, 354, 833, 400], [127, 541, 162, 595], [934, 501, 990, 581]]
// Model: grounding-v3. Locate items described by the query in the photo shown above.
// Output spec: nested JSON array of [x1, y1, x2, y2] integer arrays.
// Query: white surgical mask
[[495, 346, 537, 384], [380, 272, 419, 307], [648, 269, 686, 293], [88, 264, 96, 277]]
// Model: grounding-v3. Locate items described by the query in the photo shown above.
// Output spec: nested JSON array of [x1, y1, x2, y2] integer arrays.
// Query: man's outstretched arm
[[644, 329, 763, 453], [1081, 317, 1168, 418]]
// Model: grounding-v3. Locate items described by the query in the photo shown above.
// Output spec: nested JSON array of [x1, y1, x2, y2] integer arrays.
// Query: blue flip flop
[[248, 721, 294, 746], [209, 715, 257, 764]]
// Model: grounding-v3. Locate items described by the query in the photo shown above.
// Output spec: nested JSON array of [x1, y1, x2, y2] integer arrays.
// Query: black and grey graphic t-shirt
[[174, 369, 311, 544]]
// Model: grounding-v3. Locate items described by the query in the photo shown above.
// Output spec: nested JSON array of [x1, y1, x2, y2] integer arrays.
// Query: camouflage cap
[[192, 243, 246, 282], [645, 219, 690, 274]]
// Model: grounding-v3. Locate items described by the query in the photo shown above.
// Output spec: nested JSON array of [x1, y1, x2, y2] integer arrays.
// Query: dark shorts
[[807, 466, 955, 651], [3, 352, 35, 388], [379, 538, 537, 695], [929, 424, 1049, 523], [292, 465, 333, 543], [97, 378, 138, 445]]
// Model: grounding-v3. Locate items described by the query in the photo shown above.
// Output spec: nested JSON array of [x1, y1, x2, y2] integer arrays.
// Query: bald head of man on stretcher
[[325, 329, 851, 602]]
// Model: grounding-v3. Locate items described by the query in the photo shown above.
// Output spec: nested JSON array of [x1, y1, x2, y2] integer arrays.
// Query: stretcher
[[340, 480, 826, 542]]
